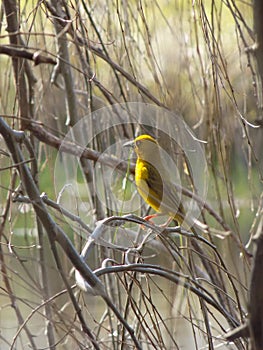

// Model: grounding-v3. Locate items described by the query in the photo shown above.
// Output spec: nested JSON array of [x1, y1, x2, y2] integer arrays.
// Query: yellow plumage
[[125, 134, 186, 225]]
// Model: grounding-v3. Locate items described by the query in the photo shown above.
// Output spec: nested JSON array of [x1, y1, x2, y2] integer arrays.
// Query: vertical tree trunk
[[253, 0, 263, 112], [248, 4, 263, 349], [3, 0, 30, 129]]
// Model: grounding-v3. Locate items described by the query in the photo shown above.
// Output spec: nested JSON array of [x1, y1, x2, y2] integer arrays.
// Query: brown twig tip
[[32, 51, 56, 66]]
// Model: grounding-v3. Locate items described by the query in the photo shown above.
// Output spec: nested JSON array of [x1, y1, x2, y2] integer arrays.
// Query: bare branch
[[0, 45, 56, 65]]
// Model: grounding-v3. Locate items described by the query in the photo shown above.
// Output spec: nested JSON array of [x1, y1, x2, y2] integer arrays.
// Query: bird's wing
[[162, 181, 185, 216], [144, 163, 163, 195], [144, 162, 184, 217]]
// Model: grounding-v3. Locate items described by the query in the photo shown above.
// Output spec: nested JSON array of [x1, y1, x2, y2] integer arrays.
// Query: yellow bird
[[124, 134, 187, 227]]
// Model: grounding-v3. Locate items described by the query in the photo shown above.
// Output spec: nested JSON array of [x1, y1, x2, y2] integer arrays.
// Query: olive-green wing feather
[[143, 161, 184, 218], [144, 162, 163, 196]]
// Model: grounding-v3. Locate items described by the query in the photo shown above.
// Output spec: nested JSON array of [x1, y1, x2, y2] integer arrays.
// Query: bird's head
[[124, 134, 159, 160]]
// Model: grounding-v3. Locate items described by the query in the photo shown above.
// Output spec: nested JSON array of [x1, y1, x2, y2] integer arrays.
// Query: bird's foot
[[143, 214, 175, 230], [143, 214, 158, 221]]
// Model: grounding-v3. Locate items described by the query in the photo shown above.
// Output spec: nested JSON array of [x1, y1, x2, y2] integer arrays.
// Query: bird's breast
[[135, 160, 149, 199], [135, 159, 162, 212]]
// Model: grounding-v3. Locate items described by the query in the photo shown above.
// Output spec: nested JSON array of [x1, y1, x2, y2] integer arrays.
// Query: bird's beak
[[123, 140, 134, 148]]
